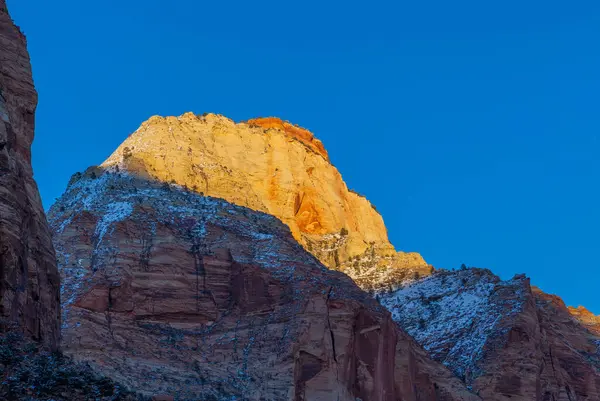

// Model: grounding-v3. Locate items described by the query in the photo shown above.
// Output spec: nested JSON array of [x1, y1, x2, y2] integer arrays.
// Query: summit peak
[[100, 112, 429, 289]]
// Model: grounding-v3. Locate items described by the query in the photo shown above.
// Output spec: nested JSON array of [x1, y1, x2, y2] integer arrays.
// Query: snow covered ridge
[[378, 267, 528, 385]]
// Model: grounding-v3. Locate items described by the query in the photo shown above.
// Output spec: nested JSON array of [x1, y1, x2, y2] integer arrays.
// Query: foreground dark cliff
[[0, 0, 60, 348]]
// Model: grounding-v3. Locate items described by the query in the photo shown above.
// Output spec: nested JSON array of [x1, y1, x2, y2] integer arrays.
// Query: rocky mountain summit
[[99, 113, 432, 290]]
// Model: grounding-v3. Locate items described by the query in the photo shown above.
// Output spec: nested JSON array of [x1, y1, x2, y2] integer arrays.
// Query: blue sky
[[9, 0, 600, 312]]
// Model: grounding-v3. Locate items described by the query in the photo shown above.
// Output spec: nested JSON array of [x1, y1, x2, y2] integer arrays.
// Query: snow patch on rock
[[95, 201, 133, 242], [378, 268, 528, 383]]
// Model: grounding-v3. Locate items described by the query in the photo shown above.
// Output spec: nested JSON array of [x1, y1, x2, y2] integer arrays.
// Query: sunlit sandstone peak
[[100, 112, 430, 290]]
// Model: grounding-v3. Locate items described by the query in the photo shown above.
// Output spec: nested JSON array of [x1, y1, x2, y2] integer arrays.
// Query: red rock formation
[[246, 117, 329, 160], [0, 0, 60, 348], [528, 289, 600, 400], [49, 171, 477, 401], [379, 269, 600, 400]]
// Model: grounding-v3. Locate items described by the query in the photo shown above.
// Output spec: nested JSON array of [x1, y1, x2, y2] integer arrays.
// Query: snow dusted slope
[[50, 168, 327, 328], [378, 268, 600, 400], [379, 268, 528, 384]]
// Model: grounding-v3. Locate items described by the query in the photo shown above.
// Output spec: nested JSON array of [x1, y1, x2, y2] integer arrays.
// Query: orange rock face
[[246, 117, 330, 160], [0, 1, 60, 348], [49, 171, 477, 401]]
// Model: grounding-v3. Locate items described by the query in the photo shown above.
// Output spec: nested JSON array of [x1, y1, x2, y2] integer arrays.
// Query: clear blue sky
[[9, 0, 600, 312]]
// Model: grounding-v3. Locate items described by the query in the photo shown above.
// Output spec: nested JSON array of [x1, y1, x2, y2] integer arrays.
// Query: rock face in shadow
[[0, 1, 60, 348], [49, 170, 477, 401], [0, 322, 142, 401], [379, 268, 600, 400], [99, 113, 432, 290]]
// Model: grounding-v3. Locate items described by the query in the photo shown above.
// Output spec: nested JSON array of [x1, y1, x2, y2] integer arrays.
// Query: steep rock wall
[[0, 0, 60, 348]]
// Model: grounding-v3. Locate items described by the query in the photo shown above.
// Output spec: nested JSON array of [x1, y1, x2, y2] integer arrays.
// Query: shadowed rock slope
[[0, 0, 59, 348], [48, 169, 478, 401], [99, 113, 431, 291], [0, 321, 144, 401]]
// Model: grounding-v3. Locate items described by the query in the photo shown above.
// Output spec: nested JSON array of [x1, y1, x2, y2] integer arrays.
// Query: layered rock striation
[[0, 0, 60, 348], [99, 113, 431, 290], [49, 170, 477, 401]]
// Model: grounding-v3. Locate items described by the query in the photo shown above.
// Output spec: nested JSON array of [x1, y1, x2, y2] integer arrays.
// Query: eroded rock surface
[[0, 0, 60, 348], [379, 268, 600, 400], [49, 171, 477, 401], [99, 113, 431, 290]]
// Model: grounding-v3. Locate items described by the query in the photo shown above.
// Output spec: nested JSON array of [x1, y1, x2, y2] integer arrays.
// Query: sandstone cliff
[[0, 0, 60, 348], [379, 268, 600, 400], [49, 170, 477, 401], [100, 113, 431, 290]]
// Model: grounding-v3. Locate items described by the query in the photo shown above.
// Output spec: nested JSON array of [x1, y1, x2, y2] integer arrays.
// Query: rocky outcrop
[[0, 0, 60, 348], [49, 170, 477, 401], [247, 117, 329, 160], [379, 268, 600, 400], [568, 305, 600, 335], [99, 113, 431, 290]]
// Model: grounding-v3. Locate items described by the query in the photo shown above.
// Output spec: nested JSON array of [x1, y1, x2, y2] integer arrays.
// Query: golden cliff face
[[100, 113, 429, 289]]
